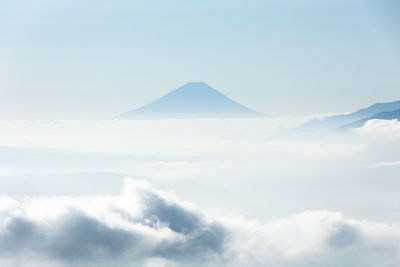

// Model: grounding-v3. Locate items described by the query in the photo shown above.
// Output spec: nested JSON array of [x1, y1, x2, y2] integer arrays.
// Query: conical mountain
[[117, 82, 265, 119]]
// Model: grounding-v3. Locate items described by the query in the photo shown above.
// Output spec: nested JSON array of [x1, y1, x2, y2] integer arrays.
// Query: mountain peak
[[186, 81, 207, 85], [176, 81, 214, 91], [177, 81, 218, 91], [117, 82, 265, 119]]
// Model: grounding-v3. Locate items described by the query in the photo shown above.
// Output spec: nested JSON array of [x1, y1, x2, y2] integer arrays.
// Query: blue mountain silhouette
[[299, 100, 400, 131], [337, 108, 400, 130], [117, 82, 265, 119]]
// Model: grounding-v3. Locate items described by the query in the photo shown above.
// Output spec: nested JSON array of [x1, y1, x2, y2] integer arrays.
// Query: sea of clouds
[[0, 118, 400, 266]]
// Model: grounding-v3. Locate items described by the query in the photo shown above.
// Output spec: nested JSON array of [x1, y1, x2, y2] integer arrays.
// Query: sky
[[1, 0, 400, 119]]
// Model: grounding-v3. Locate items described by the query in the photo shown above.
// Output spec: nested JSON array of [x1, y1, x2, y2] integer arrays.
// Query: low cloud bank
[[0, 119, 362, 159], [356, 119, 400, 139], [0, 178, 399, 267]]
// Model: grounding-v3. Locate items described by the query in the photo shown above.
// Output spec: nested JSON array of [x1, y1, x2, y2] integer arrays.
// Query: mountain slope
[[298, 100, 400, 131], [337, 108, 400, 130], [117, 82, 265, 119]]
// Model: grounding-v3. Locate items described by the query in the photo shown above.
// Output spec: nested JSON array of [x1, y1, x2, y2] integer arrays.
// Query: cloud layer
[[1, 178, 400, 267], [0, 119, 360, 158], [1, 118, 400, 266]]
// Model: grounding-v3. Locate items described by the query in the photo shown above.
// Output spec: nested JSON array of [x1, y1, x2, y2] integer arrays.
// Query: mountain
[[298, 100, 400, 131], [337, 108, 400, 130], [117, 82, 265, 119]]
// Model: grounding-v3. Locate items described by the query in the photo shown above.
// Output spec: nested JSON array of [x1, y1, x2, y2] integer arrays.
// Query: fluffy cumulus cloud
[[0, 178, 399, 267], [0, 179, 226, 267]]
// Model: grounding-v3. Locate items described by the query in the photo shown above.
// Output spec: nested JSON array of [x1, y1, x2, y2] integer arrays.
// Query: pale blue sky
[[1, 0, 399, 119]]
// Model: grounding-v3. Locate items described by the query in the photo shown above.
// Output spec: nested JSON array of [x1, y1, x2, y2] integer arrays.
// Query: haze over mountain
[[299, 100, 400, 131], [117, 82, 265, 119]]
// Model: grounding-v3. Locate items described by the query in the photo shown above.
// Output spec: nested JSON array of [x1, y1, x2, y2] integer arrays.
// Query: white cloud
[[0, 178, 227, 266], [355, 119, 400, 140], [0, 178, 399, 267]]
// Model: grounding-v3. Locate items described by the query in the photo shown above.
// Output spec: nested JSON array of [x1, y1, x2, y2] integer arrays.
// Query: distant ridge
[[117, 82, 265, 119], [298, 100, 400, 131], [337, 108, 400, 130]]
